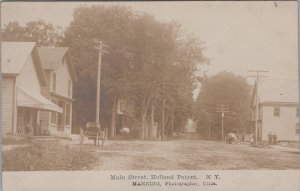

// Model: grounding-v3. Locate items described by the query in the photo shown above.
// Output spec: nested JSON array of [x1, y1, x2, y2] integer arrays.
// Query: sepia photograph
[[1, 1, 299, 190]]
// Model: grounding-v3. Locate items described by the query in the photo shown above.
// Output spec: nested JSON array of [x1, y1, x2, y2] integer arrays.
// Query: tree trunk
[[110, 97, 117, 138], [157, 120, 161, 139], [140, 87, 155, 140], [149, 103, 154, 138], [171, 110, 174, 140], [161, 98, 166, 140], [144, 119, 149, 139], [140, 113, 146, 140]]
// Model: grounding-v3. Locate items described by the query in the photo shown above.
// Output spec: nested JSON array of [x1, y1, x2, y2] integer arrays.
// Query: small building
[[37, 47, 78, 135], [1, 42, 62, 136], [251, 78, 299, 141]]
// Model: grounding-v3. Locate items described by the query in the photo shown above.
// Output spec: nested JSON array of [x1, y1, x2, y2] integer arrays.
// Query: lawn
[[2, 140, 97, 171], [2, 136, 32, 145]]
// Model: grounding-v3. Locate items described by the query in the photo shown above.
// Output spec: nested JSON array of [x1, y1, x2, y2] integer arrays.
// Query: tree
[[2, 20, 63, 46], [62, 5, 208, 139], [1, 21, 25, 41], [194, 72, 251, 140]]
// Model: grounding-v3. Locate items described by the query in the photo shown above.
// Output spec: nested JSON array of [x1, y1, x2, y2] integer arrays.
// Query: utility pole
[[216, 104, 229, 141], [95, 41, 109, 141], [208, 113, 212, 141], [247, 70, 268, 143], [96, 41, 103, 124]]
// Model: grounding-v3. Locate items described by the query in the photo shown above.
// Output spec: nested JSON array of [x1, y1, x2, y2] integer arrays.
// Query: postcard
[[1, 1, 299, 191]]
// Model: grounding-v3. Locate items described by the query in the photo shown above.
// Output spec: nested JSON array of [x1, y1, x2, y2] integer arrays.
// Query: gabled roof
[[251, 78, 299, 107], [37, 47, 68, 69], [37, 47, 78, 82], [2, 42, 35, 74], [1, 42, 47, 86]]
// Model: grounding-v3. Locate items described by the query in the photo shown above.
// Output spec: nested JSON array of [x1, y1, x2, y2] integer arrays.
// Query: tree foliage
[[2, 20, 63, 46], [194, 72, 251, 140], [62, 5, 208, 138]]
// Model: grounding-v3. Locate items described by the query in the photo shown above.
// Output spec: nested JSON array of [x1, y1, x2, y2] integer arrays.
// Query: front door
[[57, 101, 65, 132]]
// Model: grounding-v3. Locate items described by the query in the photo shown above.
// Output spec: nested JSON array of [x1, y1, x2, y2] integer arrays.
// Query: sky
[[1, 1, 298, 90]]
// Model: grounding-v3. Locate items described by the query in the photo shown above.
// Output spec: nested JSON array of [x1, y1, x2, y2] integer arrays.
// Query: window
[[52, 72, 56, 92], [68, 80, 72, 97], [274, 107, 280, 117], [51, 99, 58, 124], [65, 104, 70, 126], [296, 123, 299, 135], [297, 107, 299, 117]]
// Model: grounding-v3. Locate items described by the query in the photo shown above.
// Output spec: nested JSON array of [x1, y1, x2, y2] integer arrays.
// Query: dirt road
[[85, 140, 300, 170]]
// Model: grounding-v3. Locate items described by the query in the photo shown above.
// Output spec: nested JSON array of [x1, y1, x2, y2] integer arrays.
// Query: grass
[[3, 142, 97, 171], [2, 136, 32, 145]]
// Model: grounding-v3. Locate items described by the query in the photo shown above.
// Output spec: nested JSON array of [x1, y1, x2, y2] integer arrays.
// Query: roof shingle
[[37, 47, 69, 69], [1, 42, 36, 74]]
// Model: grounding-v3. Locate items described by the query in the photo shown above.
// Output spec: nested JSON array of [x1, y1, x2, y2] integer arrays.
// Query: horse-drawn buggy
[[80, 122, 105, 146]]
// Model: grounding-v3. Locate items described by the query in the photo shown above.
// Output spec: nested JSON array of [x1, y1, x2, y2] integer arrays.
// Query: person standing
[[272, 133, 277, 145], [268, 132, 273, 145]]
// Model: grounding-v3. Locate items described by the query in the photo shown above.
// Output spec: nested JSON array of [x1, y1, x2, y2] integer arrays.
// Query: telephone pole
[[208, 113, 212, 141], [96, 41, 103, 123], [247, 70, 268, 143], [216, 104, 229, 141]]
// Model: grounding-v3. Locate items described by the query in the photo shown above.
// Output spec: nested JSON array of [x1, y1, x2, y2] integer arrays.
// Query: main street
[[87, 140, 300, 170], [3, 137, 299, 170]]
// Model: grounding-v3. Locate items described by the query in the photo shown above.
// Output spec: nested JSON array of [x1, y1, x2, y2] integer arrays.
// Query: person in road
[[272, 133, 277, 145], [268, 132, 273, 145]]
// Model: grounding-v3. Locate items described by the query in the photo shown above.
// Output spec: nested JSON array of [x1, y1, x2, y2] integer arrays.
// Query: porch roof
[[17, 87, 62, 113]]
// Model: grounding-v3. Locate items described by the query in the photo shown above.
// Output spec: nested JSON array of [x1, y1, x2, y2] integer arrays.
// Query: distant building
[[1, 42, 62, 136], [251, 78, 299, 141], [38, 47, 78, 135]]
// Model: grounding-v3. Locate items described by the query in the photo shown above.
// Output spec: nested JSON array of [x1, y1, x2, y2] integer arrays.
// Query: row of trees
[[2, 20, 63, 46], [2, 5, 253, 140], [2, 5, 208, 140]]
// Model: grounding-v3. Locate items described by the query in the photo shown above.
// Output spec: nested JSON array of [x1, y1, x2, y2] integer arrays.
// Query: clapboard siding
[[51, 57, 72, 98], [2, 78, 15, 134], [15, 53, 43, 134], [16, 54, 40, 93], [262, 105, 299, 141], [40, 71, 51, 131], [41, 71, 50, 97]]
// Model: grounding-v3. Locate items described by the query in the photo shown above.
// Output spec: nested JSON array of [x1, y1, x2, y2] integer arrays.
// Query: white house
[[251, 78, 299, 141], [1, 42, 62, 136], [37, 47, 78, 135]]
